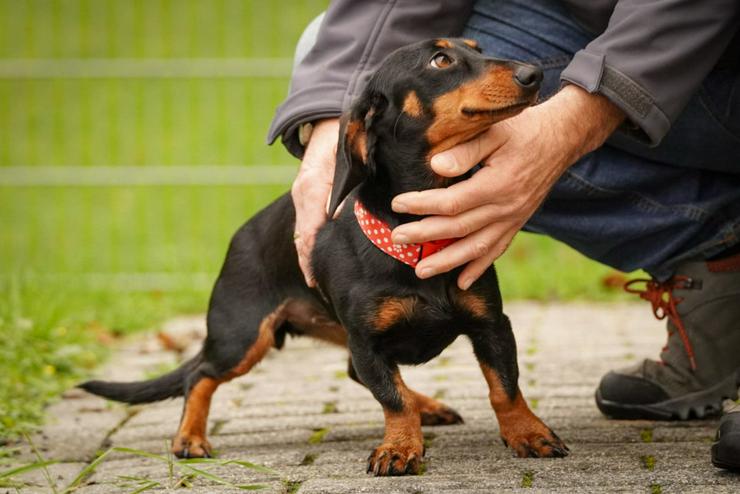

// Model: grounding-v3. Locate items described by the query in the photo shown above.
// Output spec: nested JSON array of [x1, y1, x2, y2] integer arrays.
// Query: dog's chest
[[369, 295, 478, 365]]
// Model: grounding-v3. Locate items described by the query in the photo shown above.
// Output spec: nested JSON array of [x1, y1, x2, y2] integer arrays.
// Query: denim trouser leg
[[464, 0, 740, 279]]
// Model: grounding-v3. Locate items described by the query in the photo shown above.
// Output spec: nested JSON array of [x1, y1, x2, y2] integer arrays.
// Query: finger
[[392, 204, 500, 244], [457, 248, 499, 290], [414, 221, 511, 279], [457, 227, 517, 290], [430, 125, 508, 177], [295, 237, 317, 287], [392, 167, 501, 216]]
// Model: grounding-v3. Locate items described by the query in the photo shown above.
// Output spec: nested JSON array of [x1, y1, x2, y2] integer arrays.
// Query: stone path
[[7, 302, 740, 493]]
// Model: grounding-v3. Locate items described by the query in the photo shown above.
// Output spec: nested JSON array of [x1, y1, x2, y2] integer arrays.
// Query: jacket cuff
[[266, 85, 344, 159], [560, 50, 671, 147]]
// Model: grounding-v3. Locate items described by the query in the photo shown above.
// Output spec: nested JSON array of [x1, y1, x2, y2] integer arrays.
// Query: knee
[[293, 12, 325, 70]]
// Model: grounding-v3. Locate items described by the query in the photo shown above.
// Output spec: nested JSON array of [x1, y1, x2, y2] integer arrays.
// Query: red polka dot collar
[[354, 200, 456, 268]]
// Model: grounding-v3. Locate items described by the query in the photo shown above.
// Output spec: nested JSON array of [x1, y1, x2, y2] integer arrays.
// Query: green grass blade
[[111, 447, 167, 462], [179, 464, 240, 487], [128, 480, 160, 494], [220, 459, 278, 474], [178, 457, 277, 474], [62, 448, 116, 493], [0, 460, 58, 479]]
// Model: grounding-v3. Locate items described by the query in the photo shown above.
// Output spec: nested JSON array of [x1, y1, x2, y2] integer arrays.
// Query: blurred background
[[0, 0, 629, 441]]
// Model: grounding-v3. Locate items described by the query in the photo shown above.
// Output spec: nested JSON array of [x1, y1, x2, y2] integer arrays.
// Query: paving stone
[[18, 302, 740, 493]]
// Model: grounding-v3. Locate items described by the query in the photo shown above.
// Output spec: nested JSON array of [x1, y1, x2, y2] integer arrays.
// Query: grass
[[0, 440, 276, 492], [0, 0, 637, 445], [641, 455, 656, 471], [640, 428, 654, 443], [307, 428, 329, 445], [521, 470, 535, 488], [0, 278, 205, 440]]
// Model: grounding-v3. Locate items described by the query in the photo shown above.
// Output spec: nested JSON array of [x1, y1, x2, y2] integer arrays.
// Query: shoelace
[[624, 276, 697, 371]]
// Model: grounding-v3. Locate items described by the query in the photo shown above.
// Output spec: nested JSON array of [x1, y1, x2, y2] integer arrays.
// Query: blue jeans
[[464, 0, 740, 279]]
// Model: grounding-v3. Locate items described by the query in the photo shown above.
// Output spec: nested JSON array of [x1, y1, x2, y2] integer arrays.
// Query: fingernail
[[392, 232, 409, 244], [431, 153, 454, 173], [392, 200, 408, 213], [418, 267, 434, 279], [459, 278, 473, 291]]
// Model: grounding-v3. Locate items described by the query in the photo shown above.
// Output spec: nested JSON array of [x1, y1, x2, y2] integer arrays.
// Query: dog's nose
[[513, 65, 543, 89]]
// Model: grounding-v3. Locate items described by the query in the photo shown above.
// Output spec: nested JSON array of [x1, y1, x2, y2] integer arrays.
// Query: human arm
[[560, 0, 739, 146], [290, 118, 339, 286]]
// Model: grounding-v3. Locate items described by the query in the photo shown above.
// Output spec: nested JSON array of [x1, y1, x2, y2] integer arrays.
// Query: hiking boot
[[595, 252, 740, 420], [712, 402, 740, 471]]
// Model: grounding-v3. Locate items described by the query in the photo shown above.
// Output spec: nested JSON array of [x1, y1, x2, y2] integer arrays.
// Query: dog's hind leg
[[172, 300, 282, 458], [171, 377, 219, 458]]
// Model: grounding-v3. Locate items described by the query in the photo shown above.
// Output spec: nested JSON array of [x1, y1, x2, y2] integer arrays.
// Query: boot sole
[[711, 455, 740, 472], [595, 370, 740, 420]]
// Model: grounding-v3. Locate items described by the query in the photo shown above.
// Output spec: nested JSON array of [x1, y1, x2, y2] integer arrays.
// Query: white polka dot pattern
[[354, 200, 456, 268]]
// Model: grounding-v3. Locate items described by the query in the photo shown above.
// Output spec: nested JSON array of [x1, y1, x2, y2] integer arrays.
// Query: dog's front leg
[[469, 314, 569, 458], [348, 340, 424, 476]]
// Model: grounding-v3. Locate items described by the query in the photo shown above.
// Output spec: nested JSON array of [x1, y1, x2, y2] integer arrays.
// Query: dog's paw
[[366, 442, 423, 476], [171, 434, 213, 459], [501, 427, 568, 458], [420, 404, 464, 426]]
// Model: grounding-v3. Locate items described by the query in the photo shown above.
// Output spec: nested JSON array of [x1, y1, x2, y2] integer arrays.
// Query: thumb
[[430, 126, 505, 177]]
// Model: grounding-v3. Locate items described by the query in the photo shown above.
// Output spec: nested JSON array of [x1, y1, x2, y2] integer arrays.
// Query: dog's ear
[[327, 94, 385, 217]]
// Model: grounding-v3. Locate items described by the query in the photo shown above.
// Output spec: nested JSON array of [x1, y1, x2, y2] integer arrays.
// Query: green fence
[[0, 0, 327, 291], [0, 0, 628, 302]]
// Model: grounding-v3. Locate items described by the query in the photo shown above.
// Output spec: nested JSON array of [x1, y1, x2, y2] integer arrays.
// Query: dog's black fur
[[81, 38, 567, 475]]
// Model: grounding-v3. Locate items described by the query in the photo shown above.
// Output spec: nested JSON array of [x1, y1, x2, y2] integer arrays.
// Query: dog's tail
[[78, 353, 202, 404]]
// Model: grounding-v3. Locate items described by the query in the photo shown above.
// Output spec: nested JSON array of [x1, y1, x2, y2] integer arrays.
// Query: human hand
[[390, 85, 625, 290], [291, 118, 340, 286]]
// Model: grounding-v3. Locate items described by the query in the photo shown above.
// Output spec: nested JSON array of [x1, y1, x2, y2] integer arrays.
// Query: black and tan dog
[[81, 38, 567, 475]]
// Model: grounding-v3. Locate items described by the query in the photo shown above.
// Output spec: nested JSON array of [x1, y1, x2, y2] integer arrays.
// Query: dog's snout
[[513, 65, 543, 89]]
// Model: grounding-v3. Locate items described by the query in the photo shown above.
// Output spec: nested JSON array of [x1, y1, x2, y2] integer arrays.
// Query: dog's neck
[[356, 143, 435, 228], [357, 139, 465, 228]]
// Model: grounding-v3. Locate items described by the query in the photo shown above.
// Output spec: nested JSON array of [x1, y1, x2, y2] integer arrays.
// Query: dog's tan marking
[[172, 377, 218, 457], [426, 66, 527, 158], [345, 119, 368, 162], [456, 291, 489, 318], [402, 91, 424, 118], [227, 310, 279, 377], [410, 389, 464, 425], [372, 296, 418, 331], [283, 299, 347, 346], [434, 39, 453, 49], [462, 38, 479, 50], [480, 363, 567, 457], [368, 373, 424, 475]]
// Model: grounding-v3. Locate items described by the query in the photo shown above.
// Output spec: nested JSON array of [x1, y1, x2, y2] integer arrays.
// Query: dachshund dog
[[81, 38, 567, 476]]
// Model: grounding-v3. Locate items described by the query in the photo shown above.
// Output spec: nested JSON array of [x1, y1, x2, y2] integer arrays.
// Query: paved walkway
[[10, 302, 740, 493]]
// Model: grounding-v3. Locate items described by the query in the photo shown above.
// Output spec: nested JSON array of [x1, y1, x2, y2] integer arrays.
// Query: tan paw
[[420, 404, 464, 426], [171, 434, 213, 458], [366, 441, 424, 476], [501, 426, 568, 458]]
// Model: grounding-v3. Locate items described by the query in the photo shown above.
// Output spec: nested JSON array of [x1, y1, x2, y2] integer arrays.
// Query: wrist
[[302, 118, 340, 148], [546, 84, 625, 162]]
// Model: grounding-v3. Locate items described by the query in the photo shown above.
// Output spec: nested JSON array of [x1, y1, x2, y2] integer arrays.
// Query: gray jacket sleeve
[[561, 0, 740, 146], [266, 0, 473, 158]]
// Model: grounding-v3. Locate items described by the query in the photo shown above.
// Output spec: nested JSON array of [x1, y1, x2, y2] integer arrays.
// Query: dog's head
[[328, 38, 542, 216]]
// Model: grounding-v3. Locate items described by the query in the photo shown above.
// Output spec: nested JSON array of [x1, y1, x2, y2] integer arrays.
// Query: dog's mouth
[[461, 101, 532, 118]]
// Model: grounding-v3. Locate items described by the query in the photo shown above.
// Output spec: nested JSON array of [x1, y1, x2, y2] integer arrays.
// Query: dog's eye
[[430, 53, 453, 69]]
